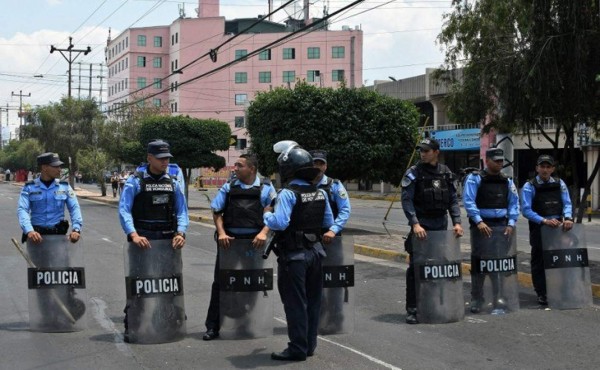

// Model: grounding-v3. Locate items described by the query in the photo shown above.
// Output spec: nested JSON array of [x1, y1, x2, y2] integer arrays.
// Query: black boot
[[405, 307, 418, 324]]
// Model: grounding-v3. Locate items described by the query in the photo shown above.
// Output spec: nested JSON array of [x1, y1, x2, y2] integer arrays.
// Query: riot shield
[[318, 235, 354, 335], [27, 235, 87, 332], [541, 224, 592, 309], [470, 226, 519, 314], [124, 239, 186, 344], [218, 239, 273, 339], [413, 230, 464, 324]]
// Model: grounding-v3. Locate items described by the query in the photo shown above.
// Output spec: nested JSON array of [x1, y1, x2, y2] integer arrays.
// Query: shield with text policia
[[27, 235, 87, 332], [124, 239, 186, 344], [470, 226, 519, 314], [541, 224, 592, 309], [219, 238, 274, 339], [319, 235, 355, 335], [412, 230, 464, 324]]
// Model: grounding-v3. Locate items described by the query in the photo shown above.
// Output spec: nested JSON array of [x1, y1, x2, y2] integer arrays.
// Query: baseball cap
[[37, 152, 64, 167], [537, 154, 555, 166], [417, 138, 440, 151], [147, 140, 173, 158], [486, 148, 504, 161], [309, 150, 327, 164]]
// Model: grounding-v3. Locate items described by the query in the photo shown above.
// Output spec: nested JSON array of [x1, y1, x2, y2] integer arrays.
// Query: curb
[[354, 243, 600, 299]]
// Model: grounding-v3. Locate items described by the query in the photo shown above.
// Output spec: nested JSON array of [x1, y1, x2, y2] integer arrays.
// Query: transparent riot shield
[[413, 230, 464, 324], [319, 235, 354, 335], [124, 239, 186, 344], [218, 239, 273, 339], [27, 235, 87, 332], [470, 226, 519, 314], [541, 224, 592, 309]]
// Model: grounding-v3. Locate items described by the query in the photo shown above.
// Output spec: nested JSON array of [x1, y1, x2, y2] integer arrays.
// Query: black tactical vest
[[475, 171, 509, 209], [280, 184, 326, 250], [223, 180, 267, 229], [318, 177, 339, 218], [413, 163, 453, 217], [531, 178, 563, 216], [132, 172, 176, 231]]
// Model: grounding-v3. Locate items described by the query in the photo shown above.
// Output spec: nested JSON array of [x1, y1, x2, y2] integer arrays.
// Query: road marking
[[101, 238, 112, 243], [274, 316, 402, 370], [89, 297, 133, 356]]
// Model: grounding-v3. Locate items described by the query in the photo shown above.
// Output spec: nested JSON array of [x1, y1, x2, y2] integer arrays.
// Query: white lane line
[[101, 238, 112, 243], [274, 317, 402, 370], [89, 297, 133, 356]]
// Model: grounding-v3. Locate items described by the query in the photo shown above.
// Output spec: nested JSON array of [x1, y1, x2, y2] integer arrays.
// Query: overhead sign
[[430, 128, 480, 151]]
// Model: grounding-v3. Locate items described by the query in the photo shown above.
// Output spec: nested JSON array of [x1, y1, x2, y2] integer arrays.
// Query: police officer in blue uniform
[[521, 154, 573, 305], [463, 147, 520, 313], [18, 152, 82, 244], [136, 140, 186, 191], [265, 143, 334, 361], [401, 138, 463, 324], [202, 154, 276, 341]]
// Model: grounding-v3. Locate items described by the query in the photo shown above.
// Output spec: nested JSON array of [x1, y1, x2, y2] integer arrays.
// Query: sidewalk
[[14, 181, 600, 299]]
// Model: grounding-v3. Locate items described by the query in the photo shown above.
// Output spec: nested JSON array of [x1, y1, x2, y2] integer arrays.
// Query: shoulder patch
[[401, 175, 413, 187]]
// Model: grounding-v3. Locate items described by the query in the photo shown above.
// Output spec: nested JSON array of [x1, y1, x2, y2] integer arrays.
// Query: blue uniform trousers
[[277, 247, 323, 357]]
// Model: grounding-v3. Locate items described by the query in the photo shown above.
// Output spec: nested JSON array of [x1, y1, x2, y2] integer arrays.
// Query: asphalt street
[[2, 182, 600, 370]]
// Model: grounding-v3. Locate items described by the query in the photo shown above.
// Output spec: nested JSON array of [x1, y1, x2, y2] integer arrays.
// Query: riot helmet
[[274, 140, 320, 182]]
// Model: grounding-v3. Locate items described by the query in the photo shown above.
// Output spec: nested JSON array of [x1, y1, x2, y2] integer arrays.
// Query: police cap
[[309, 150, 327, 164], [417, 138, 440, 151], [37, 152, 64, 167], [486, 148, 504, 161], [537, 154, 555, 166], [148, 140, 173, 158]]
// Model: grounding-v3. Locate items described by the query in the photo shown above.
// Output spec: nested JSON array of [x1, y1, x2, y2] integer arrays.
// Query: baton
[[11, 238, 77, 324]]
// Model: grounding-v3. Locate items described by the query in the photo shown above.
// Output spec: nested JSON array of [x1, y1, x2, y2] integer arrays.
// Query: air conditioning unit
[[341, 25, 350, 31]]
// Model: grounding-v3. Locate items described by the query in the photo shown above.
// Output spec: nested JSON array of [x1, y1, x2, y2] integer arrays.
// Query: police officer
[[136, 140, 186, 190], [401, 138, 463, 324], [18, 152, 82, 244], [265, 143, 334, 361], [118, 140, 188, 338], [202, 154, 276, 341], [521, 154, 573, 305], [463, 147, 520, 313]]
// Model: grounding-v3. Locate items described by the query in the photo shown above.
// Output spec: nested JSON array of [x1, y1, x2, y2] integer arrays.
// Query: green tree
[[437, 0, 600, 220], [246, 82, 419, 186], [136, 115, 231, 200], [77, 148, 111, 196], [0, 138, 44, 172], [22, 97, 104, 187]]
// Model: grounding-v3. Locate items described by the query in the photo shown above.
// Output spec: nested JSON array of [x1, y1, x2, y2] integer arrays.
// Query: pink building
[[106, 0, 363, 166]]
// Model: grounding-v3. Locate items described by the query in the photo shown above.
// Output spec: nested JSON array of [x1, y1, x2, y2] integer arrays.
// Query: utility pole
[[50, 36, 91, 98], [0, 106, 7, 149], [11, 90, 31, 138]]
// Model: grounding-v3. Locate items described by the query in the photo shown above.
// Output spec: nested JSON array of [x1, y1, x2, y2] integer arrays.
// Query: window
[[307, 70, 320, 82], [137, 35, 146, 46], [154, 78, 162, 89], [153, 57, 162, 68], [283, 48, 295, 60], [137, 56, 146, 67], [125, 58, 128, 68], [332, 69, 345, 82], [153, 98, 161, 107], [171, 102, 178, 113], [307, 47, 320, 59], [235, 94, 248, 105], [235, 49, 248, 60], [258, 49, 271, 60], [154, 36, 162, 47], [332, 46, 345, 58], [235, 72, 247, 84], [175, 32, 178, 43], [283, 71, 295, 83], [125, 36, 128, 48], [137, 100, 145, 108], [171, 34, 175, 45], [234, 116, 245, 128], [236, 138, 247, 150], [258, 71, 271, 83], [137, 77, 147, 88]]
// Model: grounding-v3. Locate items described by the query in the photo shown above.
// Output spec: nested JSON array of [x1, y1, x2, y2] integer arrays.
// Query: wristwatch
[[175, 232, 186, 239], [73, 228, 81, 233]]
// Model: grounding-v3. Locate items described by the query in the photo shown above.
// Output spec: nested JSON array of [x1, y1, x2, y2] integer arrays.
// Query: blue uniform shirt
[[119, 170, 189, 236], [521, 176, 572, 224], [137, 163, 185, 191], [17, 178, 83, 234], [264, 179, 334, 231], [211, 177, 276, 235], [317, 175, 351, 235], [463, 172, 520, 227]]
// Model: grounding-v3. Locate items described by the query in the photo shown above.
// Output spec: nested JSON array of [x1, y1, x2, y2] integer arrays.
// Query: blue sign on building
[[430, 128, 480, 151]]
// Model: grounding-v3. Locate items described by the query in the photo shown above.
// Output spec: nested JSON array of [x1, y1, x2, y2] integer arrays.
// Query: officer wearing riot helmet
[[521, 154, 573, 305], [401, 138, 463, 324], [202, 154, 276, 341], [265, 142, 334, 361], [118, 140, 188, 339], [18, 152, 82, 244], [463, 147, 520, 313]]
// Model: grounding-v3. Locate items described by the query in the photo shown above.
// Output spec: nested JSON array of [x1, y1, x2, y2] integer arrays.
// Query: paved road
[[2, 183, 600, 369]]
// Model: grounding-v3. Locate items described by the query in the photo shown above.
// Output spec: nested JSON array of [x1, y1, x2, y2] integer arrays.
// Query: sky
[[0, 0, 452, 139]]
